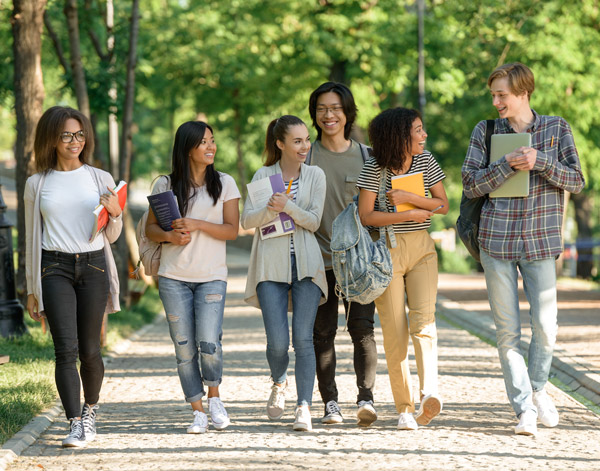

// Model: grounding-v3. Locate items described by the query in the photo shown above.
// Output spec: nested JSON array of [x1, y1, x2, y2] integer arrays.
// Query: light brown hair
[[487, 62, 535, 100], [264, 115, 306, 166], [33, 106, 95, 173]]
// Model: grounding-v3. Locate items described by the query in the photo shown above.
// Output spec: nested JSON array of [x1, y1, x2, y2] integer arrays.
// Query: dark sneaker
[[81, 404, 99, 442], [62, 418, 86, 448], [357, 400, 377, 427], [321, 400, 343, 424]]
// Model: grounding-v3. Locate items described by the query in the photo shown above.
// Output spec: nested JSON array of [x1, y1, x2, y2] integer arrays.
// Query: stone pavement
[[6, 263, 600, 471]]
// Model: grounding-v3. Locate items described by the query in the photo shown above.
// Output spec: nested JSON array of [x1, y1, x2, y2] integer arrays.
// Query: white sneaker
[[187, 410, 208, 434], [208, 397, 230, 430], [293, 406, 312, 431], [81, 404, 99, 442], [62, 418, 86, 447], [515, 409, 537, 436], [397, 412, 418, 430], [357, 400, 377, 427], [415, 394, 443, 426], [533, 389, 559, 427], [267, 382, 286, 420]]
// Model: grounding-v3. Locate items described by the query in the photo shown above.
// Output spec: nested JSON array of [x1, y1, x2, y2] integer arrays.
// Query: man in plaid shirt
[[462, 62, 585, 437]]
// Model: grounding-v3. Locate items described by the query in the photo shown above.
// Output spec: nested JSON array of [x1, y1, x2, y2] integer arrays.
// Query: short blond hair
[[487, 62, 535, 100]]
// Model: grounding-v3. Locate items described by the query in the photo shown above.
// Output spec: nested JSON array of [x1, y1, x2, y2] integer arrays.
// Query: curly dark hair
[[368, 107, 421, 170]]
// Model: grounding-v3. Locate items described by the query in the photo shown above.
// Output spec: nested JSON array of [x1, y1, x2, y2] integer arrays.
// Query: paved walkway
[[6, 263, 600, 471]]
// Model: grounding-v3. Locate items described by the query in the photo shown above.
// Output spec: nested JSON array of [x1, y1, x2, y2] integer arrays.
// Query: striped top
[[356, 152, 445, 233], [462, 109, 585, 261]]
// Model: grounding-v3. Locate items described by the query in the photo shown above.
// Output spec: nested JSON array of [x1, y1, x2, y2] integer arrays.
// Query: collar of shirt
[[497, 108, 541, 133]]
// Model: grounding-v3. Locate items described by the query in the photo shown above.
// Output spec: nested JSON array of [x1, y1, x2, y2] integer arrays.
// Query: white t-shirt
[[155, 173, 241, 282], [40, 166, 105, 253]]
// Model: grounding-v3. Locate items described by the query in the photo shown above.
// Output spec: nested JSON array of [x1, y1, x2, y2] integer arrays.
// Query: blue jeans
[[480, 250, 558, 417], [256, 255, 321, 407], [158, 277, 227, 403]]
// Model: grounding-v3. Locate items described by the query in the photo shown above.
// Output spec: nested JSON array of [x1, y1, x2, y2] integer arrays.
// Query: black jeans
[[313, 269, 377, 405], [41, 249, 109, 419]]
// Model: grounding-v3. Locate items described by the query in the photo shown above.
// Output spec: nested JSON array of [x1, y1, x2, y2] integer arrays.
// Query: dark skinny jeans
[[313, 269, 377, 406], [41, 249, 109, 420]]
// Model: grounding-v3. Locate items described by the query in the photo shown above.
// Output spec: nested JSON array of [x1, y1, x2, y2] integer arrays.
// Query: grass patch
[[0, 287, 161, 445]]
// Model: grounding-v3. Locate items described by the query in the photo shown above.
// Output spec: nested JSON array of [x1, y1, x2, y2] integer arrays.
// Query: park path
[[6, 266, 600, 471]]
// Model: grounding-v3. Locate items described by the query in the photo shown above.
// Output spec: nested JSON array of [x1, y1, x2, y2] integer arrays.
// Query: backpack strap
[[484, 119, 494, 164], [358, 143, 372, 163], [378, 167, 397, 249]]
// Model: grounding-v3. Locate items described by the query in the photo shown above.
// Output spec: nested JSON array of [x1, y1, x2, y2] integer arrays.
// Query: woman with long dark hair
[[241, 115, 327, 432], [357, 107, 449, 431], [146, 121, 240, 433], [25, 106, 123, 447]]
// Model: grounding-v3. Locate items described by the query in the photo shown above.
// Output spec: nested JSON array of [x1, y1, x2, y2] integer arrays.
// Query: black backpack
[[456, 119, 494, 262]]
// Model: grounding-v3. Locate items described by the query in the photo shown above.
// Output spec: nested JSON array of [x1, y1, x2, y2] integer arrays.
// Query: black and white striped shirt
[[356, 152, 445, 233]]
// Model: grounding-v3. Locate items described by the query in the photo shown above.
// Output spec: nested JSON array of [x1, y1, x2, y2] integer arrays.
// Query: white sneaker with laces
[[293, 405, 312, 431], [267, 382, 286, 420], [357, 400, 377, 427], [415, 394, 443, 426], [81, 403, 99, 442], [515, 409, 537, 436], [208, 397, 230, 430], [533, 389, 559, 427], [322, 400, 343, 424], [62, 418, 86, 447], [397, 412, 418, 431], [187, 410, 208, 434]]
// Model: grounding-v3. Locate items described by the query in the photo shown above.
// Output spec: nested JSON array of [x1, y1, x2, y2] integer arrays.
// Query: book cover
[[89, 180, 127, 242], [246, 174, 296, 240], [147, 190, 182, 232], [489, 133, 531, 198], [390, 172, 425, 212]]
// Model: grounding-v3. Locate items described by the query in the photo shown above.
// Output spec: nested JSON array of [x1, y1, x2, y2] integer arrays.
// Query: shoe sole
[[515, 428, 536, 436], [357, 409, 377, 427], [212, 419, 231, 430], [293, 424, 312, 432], [321, 416, 343, 425], [187, 427, 208, 434], [267, 409, 284, 420], [416, 397, 442, 426], [397, 423, 418, 431], [62, 440, 87, 448]]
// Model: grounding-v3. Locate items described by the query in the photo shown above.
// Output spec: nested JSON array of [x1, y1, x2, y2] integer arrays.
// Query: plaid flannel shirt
[[462, 109, 585, 261]]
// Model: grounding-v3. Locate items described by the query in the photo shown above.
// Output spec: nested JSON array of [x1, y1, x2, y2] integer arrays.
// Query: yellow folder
[[390, 172, 425, 212]]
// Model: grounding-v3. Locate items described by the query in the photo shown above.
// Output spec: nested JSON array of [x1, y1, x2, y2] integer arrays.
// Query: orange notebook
[[390, 172, 425, 212], [89, 180, 127, 242]]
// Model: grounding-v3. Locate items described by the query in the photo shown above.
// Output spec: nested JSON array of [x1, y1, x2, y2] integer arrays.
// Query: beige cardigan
[[25, 165, 122, 314], [241, 162, 327, 311]]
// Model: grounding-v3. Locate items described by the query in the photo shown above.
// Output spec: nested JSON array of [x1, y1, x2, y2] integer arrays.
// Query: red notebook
[[89, 180, 127, 242]]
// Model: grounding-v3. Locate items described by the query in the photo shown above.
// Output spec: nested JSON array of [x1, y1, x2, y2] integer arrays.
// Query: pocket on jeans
[[41, 262, 59, 279], [88, 263, 106, 273]]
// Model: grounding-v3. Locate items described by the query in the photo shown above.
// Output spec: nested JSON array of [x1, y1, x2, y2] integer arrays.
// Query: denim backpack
[[330, 167, 396, 305], [456, 120, 494, 262]]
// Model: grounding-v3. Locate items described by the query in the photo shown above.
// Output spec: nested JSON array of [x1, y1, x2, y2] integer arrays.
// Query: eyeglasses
[[316, 106, 345, 116], [59, 131, 86, 143]]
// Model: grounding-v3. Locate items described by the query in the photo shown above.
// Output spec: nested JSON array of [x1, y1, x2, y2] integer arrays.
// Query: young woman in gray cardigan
[[25, 106, 123, 448], [241, 115, 327, 432]]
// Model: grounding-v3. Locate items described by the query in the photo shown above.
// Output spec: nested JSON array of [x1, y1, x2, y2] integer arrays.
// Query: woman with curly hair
[[356, 107, 448, 431]]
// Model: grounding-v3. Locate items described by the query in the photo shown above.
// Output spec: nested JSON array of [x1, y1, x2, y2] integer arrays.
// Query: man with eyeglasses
[[307, 82, 377, 427]]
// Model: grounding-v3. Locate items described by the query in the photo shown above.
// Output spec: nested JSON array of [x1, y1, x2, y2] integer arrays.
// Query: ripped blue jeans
[[158, 277, 227, 403]]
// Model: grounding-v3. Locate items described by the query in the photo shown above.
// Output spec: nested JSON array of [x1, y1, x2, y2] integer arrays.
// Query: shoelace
[[268, 386, 285, 409], [211, 399, 227, 416], [325, 401, 340, 415], [81, 405, 97, 430], [69, 419, 84, 437]]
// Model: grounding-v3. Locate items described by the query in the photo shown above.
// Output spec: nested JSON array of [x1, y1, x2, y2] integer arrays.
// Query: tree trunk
[[571, 191, 594, 279], [12, 0, 47, 306], [64, 0, 90, 118], [115, 0, 141, 306]]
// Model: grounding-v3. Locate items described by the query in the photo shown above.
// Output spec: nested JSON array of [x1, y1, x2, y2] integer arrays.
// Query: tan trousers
[[374, 230, 439, 414]]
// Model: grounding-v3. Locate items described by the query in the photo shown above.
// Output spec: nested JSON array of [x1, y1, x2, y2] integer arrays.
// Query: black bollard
[[0, 184, 26, 338]]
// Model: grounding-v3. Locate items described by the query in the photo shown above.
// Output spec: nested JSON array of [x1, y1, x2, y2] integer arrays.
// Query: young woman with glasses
[[145, 121, 240, 434], [25, 106, 123, 447], [241, 115, 327, 431]]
